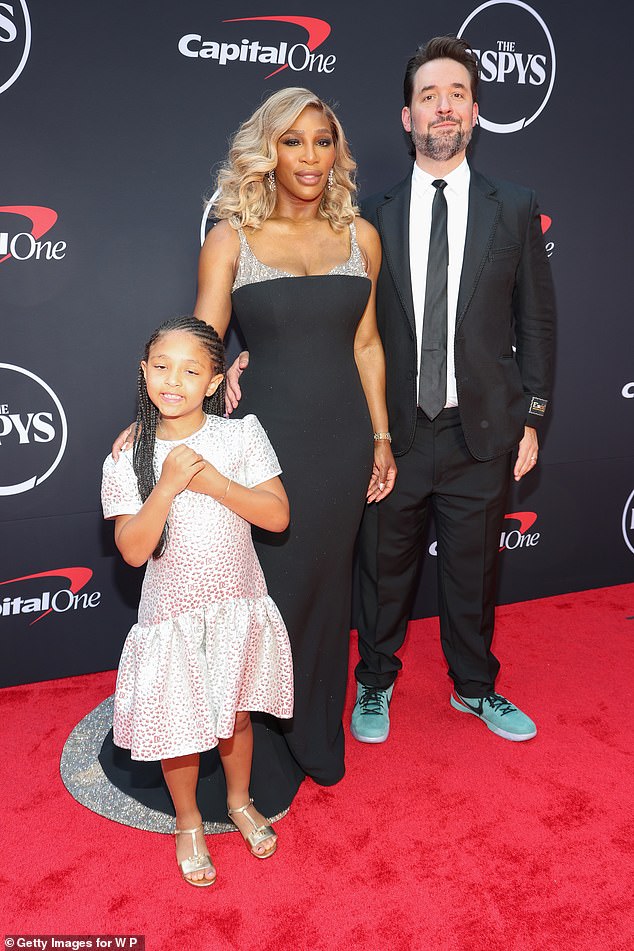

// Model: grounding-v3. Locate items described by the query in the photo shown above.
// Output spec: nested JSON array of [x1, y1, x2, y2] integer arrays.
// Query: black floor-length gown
[[232, 224, 373, 786], [77, 223, 373, 827]]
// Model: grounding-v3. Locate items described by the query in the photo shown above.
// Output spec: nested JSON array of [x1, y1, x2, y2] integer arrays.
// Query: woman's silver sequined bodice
[[232, 220, 367, 292]]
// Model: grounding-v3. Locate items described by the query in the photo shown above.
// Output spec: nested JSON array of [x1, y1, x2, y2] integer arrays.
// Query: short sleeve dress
[[100, 413, 293, 762]]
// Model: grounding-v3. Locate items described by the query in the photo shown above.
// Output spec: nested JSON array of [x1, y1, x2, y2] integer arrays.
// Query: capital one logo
[[0, 206, 66, 264], [540, 213, 555, 258], [0, 0, 31, 96], [0, 567, 100, 625], [0, 364, 68, 496], [179, 15, 335, 78], [623, 491, 634, 555], [499, 510, 540, 551], [458, 0, 555, 133], [429, 511, 540, 555]]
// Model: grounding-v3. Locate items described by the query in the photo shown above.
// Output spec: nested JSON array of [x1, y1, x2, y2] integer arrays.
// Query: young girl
[[101, 315, 293, 887]]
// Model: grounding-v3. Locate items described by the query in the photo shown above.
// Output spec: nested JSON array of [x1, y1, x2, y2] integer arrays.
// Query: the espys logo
[[200, 191, 219, 246], [0, 205, 66, 264], [623, 491, 634, 556], [179, 15, 335, 78], [622, 381, 634, 399], [0, 567, 101, 625], [458, 0, 555, 134], [0, 0, 31, 96], [0, 364, 68, 496], [429, 511, 540, 556]]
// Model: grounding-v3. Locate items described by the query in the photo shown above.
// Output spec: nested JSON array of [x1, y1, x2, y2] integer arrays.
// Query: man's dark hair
[[403, 36, 479, 107]]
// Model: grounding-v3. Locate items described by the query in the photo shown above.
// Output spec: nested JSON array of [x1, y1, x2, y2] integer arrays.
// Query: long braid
[[132, 316, 227, 559]]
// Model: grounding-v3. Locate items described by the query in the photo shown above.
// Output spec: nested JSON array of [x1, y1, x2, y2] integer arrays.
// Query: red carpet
[[2, 584, 633, 951]]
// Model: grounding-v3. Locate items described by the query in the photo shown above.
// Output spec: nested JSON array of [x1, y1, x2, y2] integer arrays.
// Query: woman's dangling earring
[[327, 168, 334, 191], [267, 169, 276, 192]]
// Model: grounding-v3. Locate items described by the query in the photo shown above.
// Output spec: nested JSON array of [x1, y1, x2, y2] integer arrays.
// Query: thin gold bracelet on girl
[[215, 477, 232, 502]]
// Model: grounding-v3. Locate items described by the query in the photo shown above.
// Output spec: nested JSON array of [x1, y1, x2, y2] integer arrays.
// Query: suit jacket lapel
[[457, 170, 500, 325], [377, 175, 416, 335]]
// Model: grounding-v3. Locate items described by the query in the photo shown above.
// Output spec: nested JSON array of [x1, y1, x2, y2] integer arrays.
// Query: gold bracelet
[[215, 477, 232, 502], [373, 431, 392, 443]]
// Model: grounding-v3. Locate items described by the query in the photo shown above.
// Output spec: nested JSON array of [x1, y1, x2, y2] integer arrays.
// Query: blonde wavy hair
[[213, 87, 358, 232]]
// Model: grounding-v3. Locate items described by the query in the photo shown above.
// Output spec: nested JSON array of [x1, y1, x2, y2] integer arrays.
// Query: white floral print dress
[[101, 414, 293, 761]]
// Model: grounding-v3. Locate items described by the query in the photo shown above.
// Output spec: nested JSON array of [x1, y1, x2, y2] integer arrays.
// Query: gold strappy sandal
[[228, 799, 277, 859], [175, 824, 216, 886]]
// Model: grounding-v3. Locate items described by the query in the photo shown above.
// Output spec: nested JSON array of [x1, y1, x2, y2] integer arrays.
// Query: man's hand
[[225, 351, 249, 414], [514, 426, 539, 481]]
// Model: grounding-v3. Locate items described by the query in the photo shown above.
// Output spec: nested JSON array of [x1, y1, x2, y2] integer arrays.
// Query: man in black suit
[[351, 36, 555, 744]]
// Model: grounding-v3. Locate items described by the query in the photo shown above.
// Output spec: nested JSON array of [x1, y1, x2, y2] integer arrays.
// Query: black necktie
[[418, 179, 448, 420]]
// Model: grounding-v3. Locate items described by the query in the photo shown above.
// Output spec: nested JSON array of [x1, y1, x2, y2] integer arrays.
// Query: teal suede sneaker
[[350, 683, 394, 743], [450, 691, 537, 741]]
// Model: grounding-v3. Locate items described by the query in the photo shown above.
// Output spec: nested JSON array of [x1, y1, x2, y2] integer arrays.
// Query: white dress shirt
[[409, 158, 470, 408]]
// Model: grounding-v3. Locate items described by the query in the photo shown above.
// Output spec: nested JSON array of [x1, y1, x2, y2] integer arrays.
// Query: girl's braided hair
[[132, 315, 226, 558]]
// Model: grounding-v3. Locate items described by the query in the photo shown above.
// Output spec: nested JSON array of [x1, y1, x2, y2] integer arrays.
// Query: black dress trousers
[[356, 407, 512, 698]]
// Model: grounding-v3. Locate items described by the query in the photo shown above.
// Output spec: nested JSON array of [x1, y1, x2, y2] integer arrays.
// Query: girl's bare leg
[[162, 753, 215, 883], [218, 711, 277, 857]]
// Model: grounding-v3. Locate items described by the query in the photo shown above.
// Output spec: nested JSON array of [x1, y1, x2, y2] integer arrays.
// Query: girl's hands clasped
[[159, 445, 207, 497]]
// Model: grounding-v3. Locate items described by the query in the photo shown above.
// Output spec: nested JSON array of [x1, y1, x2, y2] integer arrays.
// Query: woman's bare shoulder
[[354, 214, 380, 244], [201, 219, 241, 259], [354, 215, 381, 267]]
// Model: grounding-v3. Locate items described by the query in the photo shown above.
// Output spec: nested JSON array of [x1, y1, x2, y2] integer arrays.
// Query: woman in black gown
[[93, 88, 395, 833]]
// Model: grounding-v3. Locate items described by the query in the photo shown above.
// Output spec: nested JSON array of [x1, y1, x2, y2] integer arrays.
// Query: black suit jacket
[[362, 168, 556, 460]]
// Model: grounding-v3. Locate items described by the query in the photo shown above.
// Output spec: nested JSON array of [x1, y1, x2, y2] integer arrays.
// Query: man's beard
[[411, 119, 472, 162]]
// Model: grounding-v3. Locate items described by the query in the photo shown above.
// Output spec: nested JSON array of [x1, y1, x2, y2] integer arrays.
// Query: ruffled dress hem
[[113, 594, 294, 762], [114, 697, 294, 762]]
